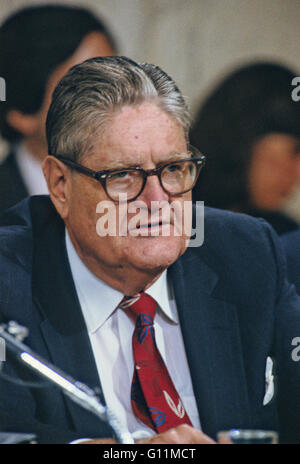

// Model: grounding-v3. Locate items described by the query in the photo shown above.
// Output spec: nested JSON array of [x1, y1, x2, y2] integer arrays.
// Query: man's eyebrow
[[166, 152, 190, 160], [155, 152, 190, 166], [102, 159, 144, 170], [101, 152, 189, 170]]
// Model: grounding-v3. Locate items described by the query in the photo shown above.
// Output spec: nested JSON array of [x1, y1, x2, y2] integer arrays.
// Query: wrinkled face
[[65, 103, 192, 279]]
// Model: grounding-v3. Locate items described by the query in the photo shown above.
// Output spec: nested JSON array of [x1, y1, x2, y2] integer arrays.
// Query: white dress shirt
[[15, 143, 48, 196], [65, 231, 201, 439]]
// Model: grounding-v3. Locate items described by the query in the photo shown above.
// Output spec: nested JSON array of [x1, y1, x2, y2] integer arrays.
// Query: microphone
[[0, 320, 134, 444]]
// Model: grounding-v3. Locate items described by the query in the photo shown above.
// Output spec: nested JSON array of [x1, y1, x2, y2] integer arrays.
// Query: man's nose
[[139, 174, 169, 206]]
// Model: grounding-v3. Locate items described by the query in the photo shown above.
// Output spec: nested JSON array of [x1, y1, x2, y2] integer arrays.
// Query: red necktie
[[119, 292, 192, 432]]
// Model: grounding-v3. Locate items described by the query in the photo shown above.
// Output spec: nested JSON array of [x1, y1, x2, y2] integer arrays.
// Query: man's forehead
[[100, 103, 185, 143], [83, 102, 187, 168]]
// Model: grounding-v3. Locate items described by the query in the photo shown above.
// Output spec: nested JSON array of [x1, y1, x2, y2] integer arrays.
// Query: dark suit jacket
[[1, 196, 300, 443], [281, 229, 300, 294], [0, 150, 28, 212]]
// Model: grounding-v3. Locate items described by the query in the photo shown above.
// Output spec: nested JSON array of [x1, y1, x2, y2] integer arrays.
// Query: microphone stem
[[0, 323, 135, 444]]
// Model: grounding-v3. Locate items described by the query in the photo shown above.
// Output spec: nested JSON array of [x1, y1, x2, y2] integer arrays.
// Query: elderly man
[[1, 56, 300, 444]]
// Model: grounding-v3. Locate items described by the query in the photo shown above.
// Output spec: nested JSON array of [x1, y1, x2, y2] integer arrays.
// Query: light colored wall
[[1, 0, 300, 122]]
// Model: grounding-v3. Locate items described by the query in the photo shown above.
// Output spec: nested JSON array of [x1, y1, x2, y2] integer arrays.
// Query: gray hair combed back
[[46, 56, 190, 161]]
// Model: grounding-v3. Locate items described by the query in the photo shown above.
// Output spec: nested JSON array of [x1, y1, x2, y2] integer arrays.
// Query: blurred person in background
[[0, 4, 116, 211], [190, 62, 300, 235]]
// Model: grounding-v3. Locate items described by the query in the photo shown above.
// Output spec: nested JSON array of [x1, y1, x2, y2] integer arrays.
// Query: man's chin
[[123, 236, 186, 271]]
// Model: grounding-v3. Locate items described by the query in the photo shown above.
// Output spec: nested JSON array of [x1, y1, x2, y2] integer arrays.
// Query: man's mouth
[[128, 221, 173, 234], [137, 221, 164, 229]]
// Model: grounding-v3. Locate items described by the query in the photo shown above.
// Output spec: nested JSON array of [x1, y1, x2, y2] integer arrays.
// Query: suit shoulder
[[195, 206, 284, 280], [203, 206, 272, 243], [0, 196, 52, 267], [280, 229, 300, 291], [0, 198, 33, 267], [281, 228, 300, 256], [0, 151, 28, 211]]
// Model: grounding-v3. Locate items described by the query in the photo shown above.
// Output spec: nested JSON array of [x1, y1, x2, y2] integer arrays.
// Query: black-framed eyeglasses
[[52, 147, 205, 202]]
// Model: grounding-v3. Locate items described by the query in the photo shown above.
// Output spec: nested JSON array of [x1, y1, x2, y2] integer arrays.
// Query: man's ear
[[42, 156, 71, 219], [6, 109, 39, 136]]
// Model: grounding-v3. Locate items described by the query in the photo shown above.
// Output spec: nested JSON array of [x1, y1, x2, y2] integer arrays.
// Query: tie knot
[[119, 292, 157, 325]]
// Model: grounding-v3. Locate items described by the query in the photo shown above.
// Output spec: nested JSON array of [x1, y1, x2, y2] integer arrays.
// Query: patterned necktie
[[119, 292, 192, 432]]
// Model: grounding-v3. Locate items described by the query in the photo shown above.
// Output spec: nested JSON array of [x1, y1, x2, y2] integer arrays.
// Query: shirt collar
[[145, 268, 178, 324], [65, 230, 178, 334]]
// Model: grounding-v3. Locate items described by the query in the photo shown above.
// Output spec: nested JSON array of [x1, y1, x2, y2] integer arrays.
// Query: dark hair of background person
[[0, 4, 117, 143], [190, 62, 300, 214]]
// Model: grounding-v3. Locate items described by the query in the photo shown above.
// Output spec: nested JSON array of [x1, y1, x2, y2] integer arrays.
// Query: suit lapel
[[169, 249, 253, 439], [31, 199, 106, 435]]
